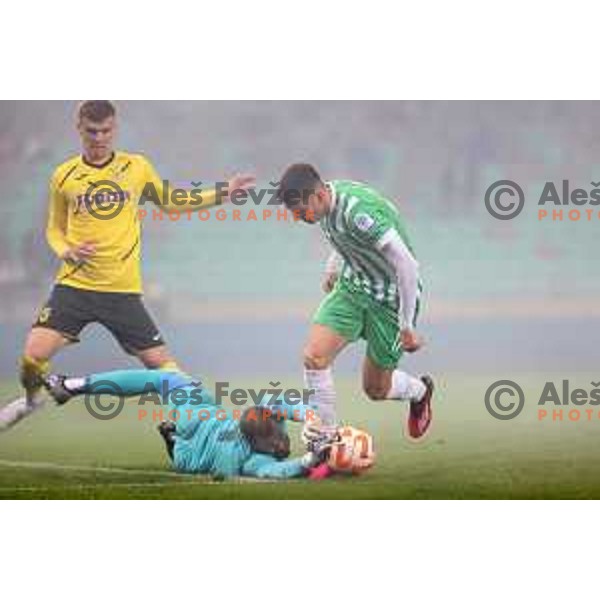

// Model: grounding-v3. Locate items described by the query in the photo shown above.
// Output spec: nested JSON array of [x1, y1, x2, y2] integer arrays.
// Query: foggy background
[[0, 101, 597, 381]]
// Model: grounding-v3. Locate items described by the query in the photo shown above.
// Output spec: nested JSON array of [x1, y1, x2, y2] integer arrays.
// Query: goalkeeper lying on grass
[[42, 369, 334, 480]]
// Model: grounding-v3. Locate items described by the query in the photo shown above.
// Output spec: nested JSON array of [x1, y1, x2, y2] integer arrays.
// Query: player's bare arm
[[144, 162, 256, 214]]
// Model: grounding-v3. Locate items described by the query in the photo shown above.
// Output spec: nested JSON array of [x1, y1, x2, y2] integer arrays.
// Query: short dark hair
[[78, 100, 116, 123], [277, 163, 323, 208]]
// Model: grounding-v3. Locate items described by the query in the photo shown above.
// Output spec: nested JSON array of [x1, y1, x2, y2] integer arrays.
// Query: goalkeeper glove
[[301, 452, 321, 469], [301, 418, 338, 447]]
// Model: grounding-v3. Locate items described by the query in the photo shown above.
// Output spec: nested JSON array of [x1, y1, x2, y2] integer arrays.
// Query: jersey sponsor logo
[[354, 212, 375, 232], [73, 187, 132, 215]]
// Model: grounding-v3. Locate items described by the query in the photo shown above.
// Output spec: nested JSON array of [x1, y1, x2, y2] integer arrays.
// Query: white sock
[[388, 370, 426, 402], [304, 368, 337, 426], [64, 377, 87, 393]]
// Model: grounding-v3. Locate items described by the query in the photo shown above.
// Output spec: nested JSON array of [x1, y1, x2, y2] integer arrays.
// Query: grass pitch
[[1, 373, 600, 499]]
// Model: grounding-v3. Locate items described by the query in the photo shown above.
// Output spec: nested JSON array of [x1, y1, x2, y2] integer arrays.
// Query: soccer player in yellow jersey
[[18, 100, 255, 411]]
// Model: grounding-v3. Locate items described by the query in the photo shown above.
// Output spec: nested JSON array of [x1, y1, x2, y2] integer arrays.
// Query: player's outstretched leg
[[43, 370, 176, 406], [362, 357, 434, 439]]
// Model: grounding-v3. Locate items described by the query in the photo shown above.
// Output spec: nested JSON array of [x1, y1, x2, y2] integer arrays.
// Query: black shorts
[[33, 284, 165, 355]]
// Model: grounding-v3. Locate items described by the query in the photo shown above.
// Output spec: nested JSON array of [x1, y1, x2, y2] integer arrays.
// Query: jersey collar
[[81, 151, 116, 169]]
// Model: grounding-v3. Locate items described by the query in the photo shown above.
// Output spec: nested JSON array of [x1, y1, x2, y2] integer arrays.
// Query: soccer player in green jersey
[[277, 163, 434, 448]]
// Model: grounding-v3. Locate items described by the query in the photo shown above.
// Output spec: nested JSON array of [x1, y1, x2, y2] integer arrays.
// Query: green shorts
[[313, 283, 419, 370]]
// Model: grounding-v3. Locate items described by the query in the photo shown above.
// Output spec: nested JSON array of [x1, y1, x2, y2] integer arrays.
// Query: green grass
[[2, 373, 600, 499]]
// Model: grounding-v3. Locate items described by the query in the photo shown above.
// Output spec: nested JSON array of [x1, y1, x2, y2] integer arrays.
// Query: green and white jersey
[[321, 180, 419, 312]]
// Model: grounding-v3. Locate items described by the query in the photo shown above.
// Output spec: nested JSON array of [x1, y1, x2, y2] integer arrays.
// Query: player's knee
[[363, 383, 389, 401], [303, 347, 332, 371], [23, 336, 50, 363], [138, 346, 174, 370]]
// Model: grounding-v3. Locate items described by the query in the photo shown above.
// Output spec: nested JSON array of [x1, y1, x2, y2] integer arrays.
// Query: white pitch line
[[0, 459, 282, 484], [0, 458, 186, 478], [0, 481, 208, 493], [0, 480, 247, 494]]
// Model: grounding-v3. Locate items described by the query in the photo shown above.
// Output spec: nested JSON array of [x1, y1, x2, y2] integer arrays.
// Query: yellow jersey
[[46, 151, 219, 293]]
